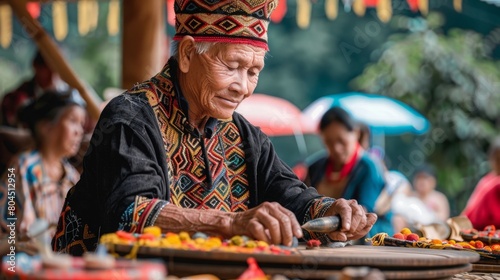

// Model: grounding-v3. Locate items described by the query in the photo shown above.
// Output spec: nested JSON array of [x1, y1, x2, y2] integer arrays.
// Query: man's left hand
[[325, 198, 377, 241]]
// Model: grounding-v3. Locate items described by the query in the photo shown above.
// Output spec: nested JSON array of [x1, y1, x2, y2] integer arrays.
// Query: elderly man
[[52, 0, 376, 255]]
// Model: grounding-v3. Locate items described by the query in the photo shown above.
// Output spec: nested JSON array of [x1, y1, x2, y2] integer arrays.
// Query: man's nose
[[231, 71, 249, 96]]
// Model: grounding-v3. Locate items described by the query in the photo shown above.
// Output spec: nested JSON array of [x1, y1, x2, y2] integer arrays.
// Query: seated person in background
[[412, 165, 450, 222], [0, 50, 98, 175], [51, 0, 376, 256], [370, 153, 413, 232], [462, 137, 500, 230], [0, 91, 86, 255], [304, 107, 392, 236], [1, 50, 68, 128]]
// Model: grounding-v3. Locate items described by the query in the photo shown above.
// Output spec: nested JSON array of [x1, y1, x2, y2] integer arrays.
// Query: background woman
[[305, 107, 392, 237], [0, 90, 85, 255], [461, 137, 500, 230]]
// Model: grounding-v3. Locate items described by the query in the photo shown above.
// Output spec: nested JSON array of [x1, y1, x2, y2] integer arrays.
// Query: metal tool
[[301, 215, 341, 233]]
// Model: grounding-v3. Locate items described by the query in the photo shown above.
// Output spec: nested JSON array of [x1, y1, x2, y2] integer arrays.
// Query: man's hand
[[325, 198, 377, 241], [230, 202, 303, 247]]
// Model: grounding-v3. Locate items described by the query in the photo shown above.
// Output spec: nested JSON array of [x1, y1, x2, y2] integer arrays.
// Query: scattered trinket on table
[[306, 239, 321, 250], [100, 226, 296, 258]]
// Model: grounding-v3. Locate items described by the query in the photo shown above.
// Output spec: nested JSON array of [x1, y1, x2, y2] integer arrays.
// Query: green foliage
[[351, 13, 500, 214]]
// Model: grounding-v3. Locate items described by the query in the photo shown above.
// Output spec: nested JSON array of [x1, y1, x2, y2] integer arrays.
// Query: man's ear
[[178, 36, 196, 73]]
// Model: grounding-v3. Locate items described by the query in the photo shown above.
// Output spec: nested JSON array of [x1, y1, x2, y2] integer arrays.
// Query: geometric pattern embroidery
[[173, 0, 278, 49], [132, 59, 249, 213]]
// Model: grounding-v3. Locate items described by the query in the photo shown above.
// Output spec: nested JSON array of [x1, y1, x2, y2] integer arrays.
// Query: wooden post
[[7, 0, 102, 122], [121, 0, 166, 89]]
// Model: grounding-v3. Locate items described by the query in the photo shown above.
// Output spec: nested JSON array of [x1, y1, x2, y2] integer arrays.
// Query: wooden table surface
[[110, 244, 481, 279]]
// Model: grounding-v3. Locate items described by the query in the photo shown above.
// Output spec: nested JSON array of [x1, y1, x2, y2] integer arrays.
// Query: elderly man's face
[[183, 43, 266, 120]]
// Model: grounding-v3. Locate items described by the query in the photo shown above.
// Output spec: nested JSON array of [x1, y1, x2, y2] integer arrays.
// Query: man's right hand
[[229, 202, 303, 247]]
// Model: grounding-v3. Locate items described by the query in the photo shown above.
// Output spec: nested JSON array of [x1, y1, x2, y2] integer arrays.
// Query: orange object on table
[[237, 257, 267, 280]]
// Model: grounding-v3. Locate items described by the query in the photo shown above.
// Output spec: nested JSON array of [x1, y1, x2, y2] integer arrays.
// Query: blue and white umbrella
[[302, 92, 430, 135]]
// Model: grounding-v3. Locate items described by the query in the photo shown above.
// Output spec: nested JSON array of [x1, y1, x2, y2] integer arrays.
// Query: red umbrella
[[236, 93, 308, 137], [236, 93, 317, 180]]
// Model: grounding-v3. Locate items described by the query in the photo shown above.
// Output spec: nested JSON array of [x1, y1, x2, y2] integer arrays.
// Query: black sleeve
[[68, 94, 169, 233], [259, 133, 326, 220], [233, 113, 326, 224]]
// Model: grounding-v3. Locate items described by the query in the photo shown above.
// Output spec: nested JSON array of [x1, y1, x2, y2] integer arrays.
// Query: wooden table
[[110, 244, 480, 279]]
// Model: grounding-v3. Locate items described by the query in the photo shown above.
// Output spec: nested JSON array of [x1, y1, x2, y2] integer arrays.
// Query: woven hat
[[173, 0, 279, 50]]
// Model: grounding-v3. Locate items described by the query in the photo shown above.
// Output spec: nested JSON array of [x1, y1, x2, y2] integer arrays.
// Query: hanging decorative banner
[[89, 0, 99, 32], [453, 0, 462, 12], [406, 0, 418, 11], [353, 0, 366, 16], [342, 0, 354, 12], [26, 2, 40, 19], [166, 0, 175, 26], [376, 0, 392, 22], [0, 4, 12, 48], [418, 0, 428, 15], [271, 0, 287, 22], [53, 1, 68, 41], [107, 0, 120, 36], [297, 0, 312, 29], [325, 0, 338, 20], [78, 0, 90, 36]]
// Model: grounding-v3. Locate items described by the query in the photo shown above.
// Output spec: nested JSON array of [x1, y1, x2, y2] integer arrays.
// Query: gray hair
[[170, 40, 219, 60]]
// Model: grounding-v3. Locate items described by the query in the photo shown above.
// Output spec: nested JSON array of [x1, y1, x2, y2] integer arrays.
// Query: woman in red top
[[462, 138, 500, 230]]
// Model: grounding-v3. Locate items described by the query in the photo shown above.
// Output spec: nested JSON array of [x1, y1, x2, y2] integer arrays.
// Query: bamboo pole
[[7, 0, 101, 122], [122, 0, 165, 89]]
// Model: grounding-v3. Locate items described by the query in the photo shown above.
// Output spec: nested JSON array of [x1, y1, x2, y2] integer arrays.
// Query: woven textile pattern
[[174, 0, 279, 48], [133, 61, 250, 213]]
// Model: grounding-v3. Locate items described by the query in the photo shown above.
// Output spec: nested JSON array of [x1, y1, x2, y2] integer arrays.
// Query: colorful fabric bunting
[[353, 0, 366, 16], [53, 1, 68, 41], [342, 0, 354, 12], [377, 0, 392, 22], [297, 0, 312, 29], [26, 2, 40, 19], [325, 0, 338, 20], [407, 0, 418, 11], [0, 4, 12, 48], [107, 0, 120, 36]]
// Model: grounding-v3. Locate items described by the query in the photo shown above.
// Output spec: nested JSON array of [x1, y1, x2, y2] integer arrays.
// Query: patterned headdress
[[173, 0, 279, 50]]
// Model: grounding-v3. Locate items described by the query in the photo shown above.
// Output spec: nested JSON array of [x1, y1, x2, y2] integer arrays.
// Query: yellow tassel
[[453, 0, 462, 12], [297, 0, 312, 29], [353, 0, 366, 16], [107, 0, 120, 36], [78, 0, 90, 36], [53, 1, 68, 41], [89, 0, 99, 32], [418, 0, 428, 15], [377, 0, 392, 23], [0, 5, 12, 48], [325, 0, 338, 20]]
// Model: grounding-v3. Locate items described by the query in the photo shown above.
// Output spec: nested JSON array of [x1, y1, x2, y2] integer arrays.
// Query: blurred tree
[[351, 13, 500, 215]]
